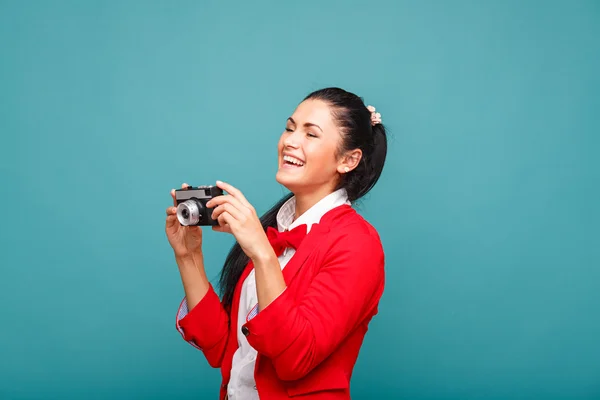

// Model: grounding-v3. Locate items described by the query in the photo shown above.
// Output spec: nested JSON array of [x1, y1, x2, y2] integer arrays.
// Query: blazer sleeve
[[242, 231, 385, 381], [175, 284, 229, 368]]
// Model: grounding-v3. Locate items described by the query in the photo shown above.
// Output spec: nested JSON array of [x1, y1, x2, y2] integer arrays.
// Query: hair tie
[[366, 105, 382, 126]]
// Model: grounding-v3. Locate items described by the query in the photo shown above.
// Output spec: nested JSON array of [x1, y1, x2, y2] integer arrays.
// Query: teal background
[[1, 0, 598, 399]]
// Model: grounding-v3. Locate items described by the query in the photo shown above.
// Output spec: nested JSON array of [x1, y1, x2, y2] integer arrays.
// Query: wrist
[[251, 246, 277, 267], [175, 248, 203, 264]]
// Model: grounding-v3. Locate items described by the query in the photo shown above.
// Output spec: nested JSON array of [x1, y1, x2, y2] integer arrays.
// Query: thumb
[[189, 225, 202, 237], [166, 214, 179, 229]]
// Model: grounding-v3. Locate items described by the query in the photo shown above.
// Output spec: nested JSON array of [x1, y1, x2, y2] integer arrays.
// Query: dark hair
[[218, 87, 388, 310]]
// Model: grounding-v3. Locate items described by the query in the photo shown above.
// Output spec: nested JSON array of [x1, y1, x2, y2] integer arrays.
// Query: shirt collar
[[276, 188, 351, 233]]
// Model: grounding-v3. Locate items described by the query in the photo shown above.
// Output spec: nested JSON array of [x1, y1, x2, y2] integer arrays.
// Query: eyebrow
[[287, 117, 323, 133]]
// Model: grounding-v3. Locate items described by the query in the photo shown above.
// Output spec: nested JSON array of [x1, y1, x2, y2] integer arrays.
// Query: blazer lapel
[[282, 222, 330, 286], [280, 204, 353, 285]]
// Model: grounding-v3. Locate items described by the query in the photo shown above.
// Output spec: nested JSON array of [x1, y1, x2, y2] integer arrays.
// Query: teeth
[[283, 155, 305, 166]]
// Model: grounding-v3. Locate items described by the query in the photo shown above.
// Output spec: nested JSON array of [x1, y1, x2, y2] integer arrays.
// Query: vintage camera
[[174, 185, 223, 226]]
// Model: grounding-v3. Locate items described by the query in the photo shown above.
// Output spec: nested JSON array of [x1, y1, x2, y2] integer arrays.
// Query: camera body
[[174, 185, 223, 226]]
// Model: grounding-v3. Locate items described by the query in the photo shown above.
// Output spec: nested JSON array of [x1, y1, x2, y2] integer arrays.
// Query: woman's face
[[275, 99, 345, 197]]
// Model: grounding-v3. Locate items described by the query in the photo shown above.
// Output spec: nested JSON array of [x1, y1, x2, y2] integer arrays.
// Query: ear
[[337, 149, 362, 174]]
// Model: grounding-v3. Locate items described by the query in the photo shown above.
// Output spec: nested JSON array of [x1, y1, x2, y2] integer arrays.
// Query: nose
[[283, 132, 300, 149]]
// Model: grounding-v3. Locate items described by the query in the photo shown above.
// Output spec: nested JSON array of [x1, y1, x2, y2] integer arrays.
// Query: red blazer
[[176, 204, 385, 399]]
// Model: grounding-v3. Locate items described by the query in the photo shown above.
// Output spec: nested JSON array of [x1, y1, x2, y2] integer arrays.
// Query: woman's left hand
[[208, 180, 274, 262]]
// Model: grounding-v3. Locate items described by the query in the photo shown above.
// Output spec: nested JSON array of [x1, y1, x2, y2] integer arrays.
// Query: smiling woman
[[165, 87, 388, 400]]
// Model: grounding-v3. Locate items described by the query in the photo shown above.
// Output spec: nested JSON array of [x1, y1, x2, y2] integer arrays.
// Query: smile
[[283, 155, 305, 167]]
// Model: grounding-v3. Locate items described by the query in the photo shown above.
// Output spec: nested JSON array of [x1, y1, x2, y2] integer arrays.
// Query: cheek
[[306, 144, 337, 169]]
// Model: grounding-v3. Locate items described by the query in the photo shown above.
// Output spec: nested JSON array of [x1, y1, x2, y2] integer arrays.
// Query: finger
[[207, 195, 246, 215], [166, 214, 179, 228], [217, 211, 237, 230], [166, 206, 177, 216], [184, 225, 202, 237], [171, 183, 190, 206], [216, 180, 252, 209], [187, 225, 202, 235], [217, 213, 228, 229], [212, 224, 232, 234], [212, 202, 245, 222]]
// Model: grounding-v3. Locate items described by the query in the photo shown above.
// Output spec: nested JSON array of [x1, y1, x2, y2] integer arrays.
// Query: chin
[[276, 169, 303, 193], [275, 170, 294, 188]]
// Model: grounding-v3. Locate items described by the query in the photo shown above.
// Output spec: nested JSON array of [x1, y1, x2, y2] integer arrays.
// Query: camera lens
[[176, 199, 203, 226]]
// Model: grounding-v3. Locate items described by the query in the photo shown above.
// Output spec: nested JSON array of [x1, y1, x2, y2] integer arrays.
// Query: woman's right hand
[[165, 183, 204, 258]]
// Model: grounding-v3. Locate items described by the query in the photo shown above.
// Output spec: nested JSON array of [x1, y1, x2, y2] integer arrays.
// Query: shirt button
[[241, 326, 249, 336], [228, 388, 235, 397]]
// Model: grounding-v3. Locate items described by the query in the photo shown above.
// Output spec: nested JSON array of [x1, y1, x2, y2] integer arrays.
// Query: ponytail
[[343, 122, 388, 202]]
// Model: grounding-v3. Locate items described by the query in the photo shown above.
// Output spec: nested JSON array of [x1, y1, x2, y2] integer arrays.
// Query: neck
[[293, 184, 338, 220]]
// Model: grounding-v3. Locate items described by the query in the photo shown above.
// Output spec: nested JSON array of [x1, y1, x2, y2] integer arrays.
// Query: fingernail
[[216, 180, 222, 185]]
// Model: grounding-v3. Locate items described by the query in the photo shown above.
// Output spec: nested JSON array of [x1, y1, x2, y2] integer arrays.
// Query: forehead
[[291, 99, 336, 128]]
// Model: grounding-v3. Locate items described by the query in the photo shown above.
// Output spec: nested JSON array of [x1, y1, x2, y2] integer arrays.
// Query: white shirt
[[226, 188, 350, 400]]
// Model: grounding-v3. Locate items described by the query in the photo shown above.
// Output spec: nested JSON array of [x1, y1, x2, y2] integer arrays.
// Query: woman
[[165, 87, 387, 399]]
